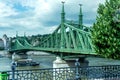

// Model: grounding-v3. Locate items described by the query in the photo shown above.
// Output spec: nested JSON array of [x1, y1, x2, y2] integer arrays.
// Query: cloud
[[0, 0, 105, 38], [0, 2, 17, 18]]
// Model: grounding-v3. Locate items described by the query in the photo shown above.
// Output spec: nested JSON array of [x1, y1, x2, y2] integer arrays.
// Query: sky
[[0, 0, 105, 38]]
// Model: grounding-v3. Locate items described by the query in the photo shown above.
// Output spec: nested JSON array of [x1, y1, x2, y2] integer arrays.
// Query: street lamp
[[75, 59, 80, 80], [11, 53, 17, 80]]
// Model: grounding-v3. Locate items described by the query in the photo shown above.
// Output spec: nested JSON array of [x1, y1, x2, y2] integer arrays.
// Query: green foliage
[[92, 0, 120, 59]]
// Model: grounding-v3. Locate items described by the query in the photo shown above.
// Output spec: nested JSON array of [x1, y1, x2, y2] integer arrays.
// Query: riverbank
[[27, 51, 52, 56]]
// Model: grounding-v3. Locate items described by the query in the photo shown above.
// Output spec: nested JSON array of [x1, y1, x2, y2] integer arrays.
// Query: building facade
[[0, 38, 4, 50]]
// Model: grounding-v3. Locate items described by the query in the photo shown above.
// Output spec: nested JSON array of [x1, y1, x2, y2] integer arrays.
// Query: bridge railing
[[1, 65, 120, 80]]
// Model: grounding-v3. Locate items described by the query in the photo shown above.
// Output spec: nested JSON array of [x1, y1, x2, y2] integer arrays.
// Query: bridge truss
[[9, 2, 96, 58]]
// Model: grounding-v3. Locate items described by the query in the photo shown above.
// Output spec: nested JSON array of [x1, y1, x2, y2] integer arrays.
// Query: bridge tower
[[79, 4, 83, 29], [60, 1, 65, 49], [53, 2, 89, 69]]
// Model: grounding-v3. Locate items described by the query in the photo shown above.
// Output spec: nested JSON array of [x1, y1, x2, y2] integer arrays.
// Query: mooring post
[[75, 59, 81, 80]]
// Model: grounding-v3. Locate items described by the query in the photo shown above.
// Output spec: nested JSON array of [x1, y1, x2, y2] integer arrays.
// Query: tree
[[92, 0, 120, 59]]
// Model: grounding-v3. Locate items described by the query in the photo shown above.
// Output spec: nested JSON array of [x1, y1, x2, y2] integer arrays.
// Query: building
[[0, 38, 4, 50], [2, 34, 9, 50]]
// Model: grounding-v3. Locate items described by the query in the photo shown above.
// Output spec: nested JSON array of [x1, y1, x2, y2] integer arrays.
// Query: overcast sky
[[0, 0, 105, 38]]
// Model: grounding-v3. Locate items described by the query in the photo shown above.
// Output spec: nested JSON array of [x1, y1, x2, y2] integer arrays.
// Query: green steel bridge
[[8, 3, 96, 58]]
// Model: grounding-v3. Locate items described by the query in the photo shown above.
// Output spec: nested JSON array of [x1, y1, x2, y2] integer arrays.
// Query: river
[[0, 51, 120, 72], [0, 51, 56, 71]]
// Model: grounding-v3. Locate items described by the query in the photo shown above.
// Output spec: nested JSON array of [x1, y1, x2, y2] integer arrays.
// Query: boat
[[16, 59, 40, 67]]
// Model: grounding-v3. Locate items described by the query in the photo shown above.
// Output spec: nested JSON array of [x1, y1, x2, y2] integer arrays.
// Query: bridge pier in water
[[53, 56, 89, 68], [53, 57, 74, 68]]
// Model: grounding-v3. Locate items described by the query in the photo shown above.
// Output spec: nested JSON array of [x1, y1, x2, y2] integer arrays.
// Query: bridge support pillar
[[53, 56, 89, 68], [53, 57, 74, 68], [79, 57, 89, 67]]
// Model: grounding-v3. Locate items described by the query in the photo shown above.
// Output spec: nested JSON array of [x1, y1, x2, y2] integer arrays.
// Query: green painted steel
[[79, 4, 83, 29], [9, 2, 96, 56]]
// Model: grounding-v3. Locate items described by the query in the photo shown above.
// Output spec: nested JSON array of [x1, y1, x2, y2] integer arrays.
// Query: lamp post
[[75, 59, 81, 80], [11, 53, 17, 80]]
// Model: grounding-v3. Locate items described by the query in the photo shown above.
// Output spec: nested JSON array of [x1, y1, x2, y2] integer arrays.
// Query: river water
[[0, 51, 120, 72], [0, 51, 56, 71]]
